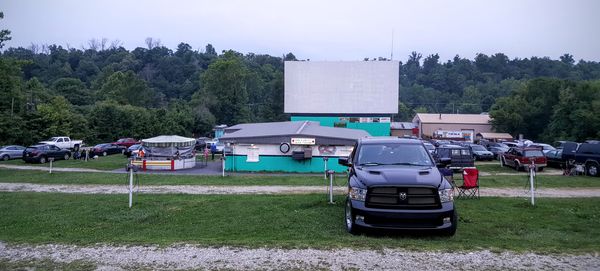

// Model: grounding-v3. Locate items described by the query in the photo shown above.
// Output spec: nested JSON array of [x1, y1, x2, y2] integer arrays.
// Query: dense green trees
[[1, 33, 600, 145]]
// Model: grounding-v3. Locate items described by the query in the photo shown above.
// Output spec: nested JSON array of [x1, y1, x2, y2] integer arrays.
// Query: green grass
[[475, 161, 521, 174], [0, 168, 341, 186], [0, 192, 598, 252], [1, 168, 598, 188], [0, 154, 129, 170], [479, 174, 600, 188], [0, 259, 96, 271]]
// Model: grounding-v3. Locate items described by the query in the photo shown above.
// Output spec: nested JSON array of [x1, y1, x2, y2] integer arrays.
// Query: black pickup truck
[[338, 137, 457, 236], [562, 142, 600, 177]]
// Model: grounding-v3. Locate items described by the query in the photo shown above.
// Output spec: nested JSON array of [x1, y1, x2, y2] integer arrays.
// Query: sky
[[2, 0, 600, 62]]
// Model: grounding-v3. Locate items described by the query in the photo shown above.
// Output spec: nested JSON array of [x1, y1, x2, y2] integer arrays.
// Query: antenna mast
[[390, 29, 394, 60]]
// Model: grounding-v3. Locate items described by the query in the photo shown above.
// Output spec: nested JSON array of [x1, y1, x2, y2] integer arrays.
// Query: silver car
[[0, 145, 26, 161]]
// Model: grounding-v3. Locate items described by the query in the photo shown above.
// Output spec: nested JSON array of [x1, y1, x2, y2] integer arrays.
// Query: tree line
[[1, 13, 599, 145]]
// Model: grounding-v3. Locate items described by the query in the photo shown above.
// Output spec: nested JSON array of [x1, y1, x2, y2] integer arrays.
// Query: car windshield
[[357, 143, 433, 167], [471, 145, 487, 151], [525, 150, 544, 157], [117, 139, 126, 143]]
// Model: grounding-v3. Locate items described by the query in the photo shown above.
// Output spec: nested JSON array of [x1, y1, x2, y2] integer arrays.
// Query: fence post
[[327, 170, 335, 204]]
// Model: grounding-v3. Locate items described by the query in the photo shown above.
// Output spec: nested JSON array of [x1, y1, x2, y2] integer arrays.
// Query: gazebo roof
[[142, 135, 195, 147]]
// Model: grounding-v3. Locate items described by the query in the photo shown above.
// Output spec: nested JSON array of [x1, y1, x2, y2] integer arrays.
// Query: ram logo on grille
[[399, 192, 407, 201]]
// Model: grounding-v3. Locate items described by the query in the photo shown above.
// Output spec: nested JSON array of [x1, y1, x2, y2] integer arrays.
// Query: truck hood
[[355, 166, 442, 188], [38, 141, 54, 144]]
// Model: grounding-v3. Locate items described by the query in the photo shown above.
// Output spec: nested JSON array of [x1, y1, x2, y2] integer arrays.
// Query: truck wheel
[[1, 155, 9, 161], [587, 163, 599, 177], [39, 156, 47, 164], [345, 198, 360, 235]]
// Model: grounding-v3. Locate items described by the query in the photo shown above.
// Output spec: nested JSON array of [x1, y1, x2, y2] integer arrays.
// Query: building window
[[247, 146, 259, 162]]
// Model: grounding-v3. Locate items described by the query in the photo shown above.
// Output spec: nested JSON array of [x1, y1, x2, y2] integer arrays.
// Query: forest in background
[[1, 11, 599, 145]]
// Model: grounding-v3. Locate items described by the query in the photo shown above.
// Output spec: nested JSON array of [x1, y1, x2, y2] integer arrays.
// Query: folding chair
[[457, 167, 479, 199]]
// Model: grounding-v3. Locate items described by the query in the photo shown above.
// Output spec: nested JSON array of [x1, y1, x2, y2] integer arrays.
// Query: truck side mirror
[[338, 157, 351, 166]]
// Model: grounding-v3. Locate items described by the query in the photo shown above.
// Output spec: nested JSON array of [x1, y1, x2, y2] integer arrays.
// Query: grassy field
[[0, 154, 222, 171], [0, 168, 340, 186], [1, 168, 598, 188], [0, 154, 129, 170], [0, 192, 598, 252]]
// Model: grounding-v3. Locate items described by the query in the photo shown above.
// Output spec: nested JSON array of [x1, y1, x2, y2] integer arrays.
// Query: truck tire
[[345, 198, 361, 235], [587, 162, 599, 177]]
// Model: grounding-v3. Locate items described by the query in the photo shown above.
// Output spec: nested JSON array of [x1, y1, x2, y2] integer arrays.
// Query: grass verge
[[1, 168, 598, 188], [0, 154, 128, 170], [0, 168, 342, 186], [0, 192, 598, 252]]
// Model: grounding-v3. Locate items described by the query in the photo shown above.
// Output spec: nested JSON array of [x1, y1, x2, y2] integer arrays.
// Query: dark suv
[[562, 142, 600, 177], [338, 137, 456, 236], [23, 144, 71, 163]]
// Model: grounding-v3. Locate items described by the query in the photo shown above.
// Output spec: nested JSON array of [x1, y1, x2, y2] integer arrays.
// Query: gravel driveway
[[1, 242, 598, 271], [1, 182, 600, 197]]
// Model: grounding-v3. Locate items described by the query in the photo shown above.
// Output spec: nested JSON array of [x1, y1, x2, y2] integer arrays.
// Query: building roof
[[390, 122, 416, 129], [221, 121, 369, 145], [477, 132, 513, 140], [414, 113, 491, 124]]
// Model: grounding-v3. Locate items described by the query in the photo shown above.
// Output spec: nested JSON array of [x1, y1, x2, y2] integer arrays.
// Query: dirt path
[[1, 182, 599, 197], [0, 242, 598, 270]]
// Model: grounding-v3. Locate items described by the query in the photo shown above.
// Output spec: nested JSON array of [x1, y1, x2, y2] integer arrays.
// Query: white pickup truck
[[39, 136, 84, 150]]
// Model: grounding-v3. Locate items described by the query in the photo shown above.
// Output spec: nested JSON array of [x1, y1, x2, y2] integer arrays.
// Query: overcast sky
[[3, 0, 600, 62]]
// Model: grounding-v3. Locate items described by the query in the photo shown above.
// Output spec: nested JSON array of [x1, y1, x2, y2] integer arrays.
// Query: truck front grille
[[365, 186, 441, 209]]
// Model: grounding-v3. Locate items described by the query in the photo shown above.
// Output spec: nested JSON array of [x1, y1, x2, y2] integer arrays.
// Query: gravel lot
[[1, 182, 600, 197], [1, 242, 599, 271]]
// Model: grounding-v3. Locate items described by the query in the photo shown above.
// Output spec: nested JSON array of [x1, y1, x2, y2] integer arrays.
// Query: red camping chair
[[457, 167, 479, 199]]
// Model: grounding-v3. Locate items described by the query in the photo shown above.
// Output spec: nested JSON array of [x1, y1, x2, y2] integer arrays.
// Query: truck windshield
[[48, 137, 58, 141], [357, 143, 433, 167]]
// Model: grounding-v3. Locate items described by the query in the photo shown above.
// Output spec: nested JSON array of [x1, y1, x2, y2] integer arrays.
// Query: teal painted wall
[[291, 116, 390, 136], [225, 155, 349, 173]]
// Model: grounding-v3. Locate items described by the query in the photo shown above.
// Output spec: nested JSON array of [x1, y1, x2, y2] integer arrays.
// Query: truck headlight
[[348, 187, 367, 201], [439, 188, 454, 203]]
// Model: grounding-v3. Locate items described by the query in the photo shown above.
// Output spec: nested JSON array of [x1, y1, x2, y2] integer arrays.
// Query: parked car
[[467, 144, 494, 161], [545, 149, 565, 168], [423, 142, 436, 155], [503, 141, 519, 148], [562, 142, 600, 177], [338, 137, 456, 236], [38, 136, 84, 150], [500, 147, 547, 171], [486, 143, 510, 159], [124, 144, 144, 158], [434, 145, 474, 169], [195, 137, 211, 151], [91, 143, 125, 156], [114, 138, 139, 148], [23, 144, 71, 164], [0, 145, 26, 161], [529, 143, 556, 155]]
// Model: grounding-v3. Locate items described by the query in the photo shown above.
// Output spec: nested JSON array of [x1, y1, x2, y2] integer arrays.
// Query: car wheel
[[587, 163, 599, 177], [64, 153, 70, 160], [345, 198, 360, 235], [440, 211, 458, 237], [514, 160, 521, 171], [121, 149, 126, 154], [102, 151, 107, 157], [1, 155, 9, 161], [39, 156, 47, 164]]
